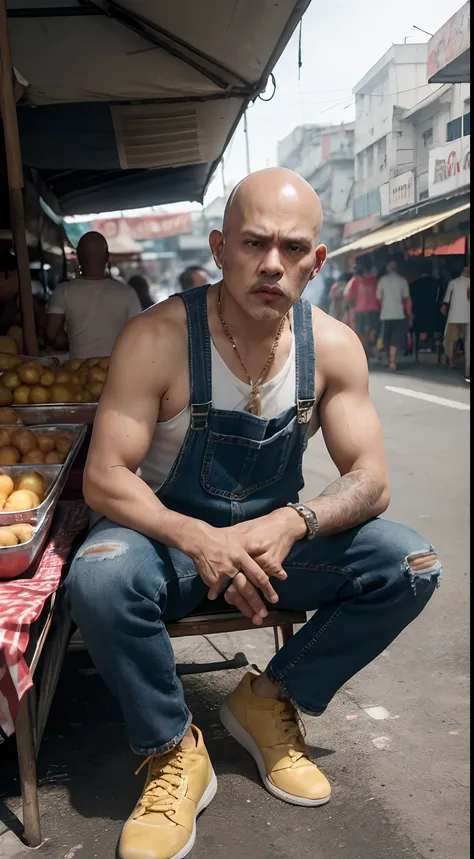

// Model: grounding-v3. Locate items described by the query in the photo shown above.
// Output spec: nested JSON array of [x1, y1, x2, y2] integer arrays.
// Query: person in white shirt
[[47, 232, 142, 359], [376, 260, 411, 372], [441, 265, 470, 371]]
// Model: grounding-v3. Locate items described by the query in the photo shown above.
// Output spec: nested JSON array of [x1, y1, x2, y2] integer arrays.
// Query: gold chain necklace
[[217, 286, 288, 416]]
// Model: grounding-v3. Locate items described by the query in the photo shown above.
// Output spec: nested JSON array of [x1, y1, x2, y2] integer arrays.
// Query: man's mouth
[[254, 285, 284, 300]]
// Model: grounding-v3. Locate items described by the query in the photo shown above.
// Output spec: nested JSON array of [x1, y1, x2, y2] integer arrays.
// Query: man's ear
[[309, 244, 327, 281], [209, 230, 224, 270]]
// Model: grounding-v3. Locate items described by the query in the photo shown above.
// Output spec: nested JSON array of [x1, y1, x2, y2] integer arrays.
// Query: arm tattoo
[[308, 468, 386, 535]]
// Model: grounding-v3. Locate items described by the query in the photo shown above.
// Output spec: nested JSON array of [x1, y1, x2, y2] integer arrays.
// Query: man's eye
[[288, 245, 302, 253], [247, 240, 262, 248]]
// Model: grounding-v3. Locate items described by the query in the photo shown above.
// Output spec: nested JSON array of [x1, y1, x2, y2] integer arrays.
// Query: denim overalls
[[156, 285, 315, 526], [67, 286, 439, 755]]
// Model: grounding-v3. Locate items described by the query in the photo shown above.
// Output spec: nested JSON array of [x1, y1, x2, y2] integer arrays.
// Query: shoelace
[[279, 703, 311, 765], [133, 750, 185, 819]]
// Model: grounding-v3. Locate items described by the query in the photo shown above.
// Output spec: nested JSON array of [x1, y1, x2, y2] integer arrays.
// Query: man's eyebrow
[[241, 229, 312, 248]]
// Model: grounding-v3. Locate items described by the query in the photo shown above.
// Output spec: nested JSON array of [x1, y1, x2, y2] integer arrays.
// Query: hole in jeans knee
[[77, 542, 126, 562], [405, 550, 441, 594]]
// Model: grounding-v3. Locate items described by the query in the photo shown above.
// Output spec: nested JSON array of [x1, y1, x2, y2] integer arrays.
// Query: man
[[344, 259, 380, 357], [178, 264, 210, 291], [376, 260, 412, 371], [441, 265, 470, 370], [66, 169, 439, 859], [47, 231, 142, 358], [409, 261, 444, 355]]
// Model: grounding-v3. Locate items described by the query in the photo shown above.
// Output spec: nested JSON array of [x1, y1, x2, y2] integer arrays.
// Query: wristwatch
[[287, 502, 320, 540]]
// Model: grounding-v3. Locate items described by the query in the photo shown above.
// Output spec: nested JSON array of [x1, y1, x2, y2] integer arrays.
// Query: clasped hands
[[189, 508, 306, 626]]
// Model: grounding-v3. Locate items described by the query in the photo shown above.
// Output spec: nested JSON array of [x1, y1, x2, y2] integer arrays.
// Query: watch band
[[287, 502, 320, 540]]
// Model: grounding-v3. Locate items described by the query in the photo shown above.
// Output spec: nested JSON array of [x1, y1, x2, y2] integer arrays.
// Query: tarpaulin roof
[[7, 0, 311, 213]]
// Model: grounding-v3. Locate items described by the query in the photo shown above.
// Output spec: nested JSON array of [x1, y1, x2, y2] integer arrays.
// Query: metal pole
[[243, 110, 251, 175], [220, 158, 227, 197], [0, 0, 38, 355]]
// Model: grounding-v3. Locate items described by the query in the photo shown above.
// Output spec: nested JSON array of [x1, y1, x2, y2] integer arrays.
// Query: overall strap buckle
[[190, 401, 211, 430], [297, 398, 315, 424]]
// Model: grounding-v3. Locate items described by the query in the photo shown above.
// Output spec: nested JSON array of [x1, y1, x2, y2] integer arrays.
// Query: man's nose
[[259, 248, 284, 276]]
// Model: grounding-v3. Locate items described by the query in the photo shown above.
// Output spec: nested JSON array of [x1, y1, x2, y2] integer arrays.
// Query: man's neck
[[80, 270, 108, 280], [218, 281, 288, 344]]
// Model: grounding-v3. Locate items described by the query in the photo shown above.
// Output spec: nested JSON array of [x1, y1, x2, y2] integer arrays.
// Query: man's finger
[[239, 553, 279, 603], [225, 583, 263, 626], [232, 572, 268, 619]]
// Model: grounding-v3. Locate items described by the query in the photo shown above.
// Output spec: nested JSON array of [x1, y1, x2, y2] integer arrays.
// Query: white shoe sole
[[118, 771, 217, 859], [219, 703, 331, 808]]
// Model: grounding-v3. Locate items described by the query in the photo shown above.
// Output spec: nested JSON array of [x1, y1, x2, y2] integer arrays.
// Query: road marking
[[372, 736, 391, 750], [386, 385, 470, 410]]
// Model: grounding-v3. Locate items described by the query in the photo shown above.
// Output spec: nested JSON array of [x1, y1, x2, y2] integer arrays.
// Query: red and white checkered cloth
[[0, 501, 88, 739]]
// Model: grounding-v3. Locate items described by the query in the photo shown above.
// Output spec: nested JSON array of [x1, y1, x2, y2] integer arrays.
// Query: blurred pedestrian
[[441, 264, 470, 370], [376, 260, 411, 372], [344, 260, 380, 358], [328, 272, 351, 321], [178, 265, 209, 291], [128, 274, 154, 310]]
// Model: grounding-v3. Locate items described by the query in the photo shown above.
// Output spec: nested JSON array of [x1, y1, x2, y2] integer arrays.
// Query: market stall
[[0, 0, 313, 849]]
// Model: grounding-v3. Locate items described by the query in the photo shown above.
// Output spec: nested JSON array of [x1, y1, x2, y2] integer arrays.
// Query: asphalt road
[[0, 362, 469, 859]]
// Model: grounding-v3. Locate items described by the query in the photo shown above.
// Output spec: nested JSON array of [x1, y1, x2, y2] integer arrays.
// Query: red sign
[[343, 214, 380, 238], [92, 213, 192, 241]]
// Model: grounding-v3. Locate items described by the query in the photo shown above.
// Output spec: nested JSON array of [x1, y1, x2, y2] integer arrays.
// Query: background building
[[277, 123, 354, 253]]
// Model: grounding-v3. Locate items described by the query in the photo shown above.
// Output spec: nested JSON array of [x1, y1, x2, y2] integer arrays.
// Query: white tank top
[[140, 334, 314, 491]]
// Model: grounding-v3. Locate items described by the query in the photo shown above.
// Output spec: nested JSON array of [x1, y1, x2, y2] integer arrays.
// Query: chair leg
[[273, 623, 294, 652], [15, 690, 42, 848]]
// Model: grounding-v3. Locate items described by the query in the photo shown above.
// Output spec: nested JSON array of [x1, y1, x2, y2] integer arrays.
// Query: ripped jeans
[[66, 517, 440, 754]]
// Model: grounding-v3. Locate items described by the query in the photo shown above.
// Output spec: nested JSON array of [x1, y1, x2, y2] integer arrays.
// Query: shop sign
[[388, 171, 415, 212], [428, 135, 470, 197], [427, 2, 470, 80], [91, 213, 192, 241]]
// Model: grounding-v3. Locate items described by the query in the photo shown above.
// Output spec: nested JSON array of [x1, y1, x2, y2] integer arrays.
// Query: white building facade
[[277, 123, 354, 252], [348, 31, 470, 234]]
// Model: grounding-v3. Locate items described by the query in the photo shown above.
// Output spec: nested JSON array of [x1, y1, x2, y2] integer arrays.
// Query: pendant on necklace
[[246, 387, 261, 416]]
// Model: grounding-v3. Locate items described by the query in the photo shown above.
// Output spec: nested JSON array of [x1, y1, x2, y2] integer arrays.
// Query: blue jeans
[[66, 515, 440, 755]]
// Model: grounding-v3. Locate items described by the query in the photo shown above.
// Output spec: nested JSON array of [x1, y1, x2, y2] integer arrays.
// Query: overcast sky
[[68, 0, 464, 220], [204, 0, 464, 202]]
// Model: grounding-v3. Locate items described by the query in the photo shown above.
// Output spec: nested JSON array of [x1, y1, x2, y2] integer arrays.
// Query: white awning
[[327, 203, 470, 259]]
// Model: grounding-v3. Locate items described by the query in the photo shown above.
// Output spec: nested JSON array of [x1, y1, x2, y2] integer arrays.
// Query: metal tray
[[12, 404, 97, 425], [0, 424, 87, 526], [0, 354, 60, 370], [0, 507, 53, 580]]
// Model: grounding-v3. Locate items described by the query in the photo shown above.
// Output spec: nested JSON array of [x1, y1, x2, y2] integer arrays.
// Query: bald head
[[210, 168, 327, 321], [223, 168, 323, 238], [77, 231, 109, 278]]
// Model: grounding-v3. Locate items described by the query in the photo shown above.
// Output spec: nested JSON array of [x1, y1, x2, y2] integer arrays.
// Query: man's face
[[387, 261, 397, 275], [209, 192, 326, 320]]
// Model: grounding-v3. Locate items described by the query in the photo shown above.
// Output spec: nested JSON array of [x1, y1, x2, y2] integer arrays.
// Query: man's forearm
[[84, 466, 208, 555], [282, 468, 389, 540]]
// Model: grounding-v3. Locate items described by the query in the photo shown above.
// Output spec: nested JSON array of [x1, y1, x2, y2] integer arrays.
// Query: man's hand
[[214, 508, 305, 621], [188, 520, 291, 625]]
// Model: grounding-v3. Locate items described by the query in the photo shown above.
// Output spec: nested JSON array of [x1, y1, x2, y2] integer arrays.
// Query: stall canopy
[[7, 0, 311, 214], [327, 202, 470, 259]]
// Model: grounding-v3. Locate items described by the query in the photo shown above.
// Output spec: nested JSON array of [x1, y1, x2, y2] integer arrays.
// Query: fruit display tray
[[11, 404, 97, 425], [0, 425, 87, 526], [0, 505, 52, 580]]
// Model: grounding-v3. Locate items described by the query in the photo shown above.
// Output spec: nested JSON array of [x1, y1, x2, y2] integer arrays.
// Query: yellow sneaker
[[118, 726, 217, 859], [220, 672, 331, 807]]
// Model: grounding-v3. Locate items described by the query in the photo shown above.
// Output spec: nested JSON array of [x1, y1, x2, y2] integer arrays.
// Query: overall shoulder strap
[[178, 287, 212, 430], [293, 297, 316, 424]]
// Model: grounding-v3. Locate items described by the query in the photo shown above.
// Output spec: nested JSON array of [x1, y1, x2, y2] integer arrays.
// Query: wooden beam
[[0, 0, 38, 356]]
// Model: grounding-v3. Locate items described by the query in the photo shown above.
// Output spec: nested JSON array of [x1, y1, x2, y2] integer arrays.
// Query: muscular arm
[[83, 303, 200, 556], [286, 321, 390, 539]]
